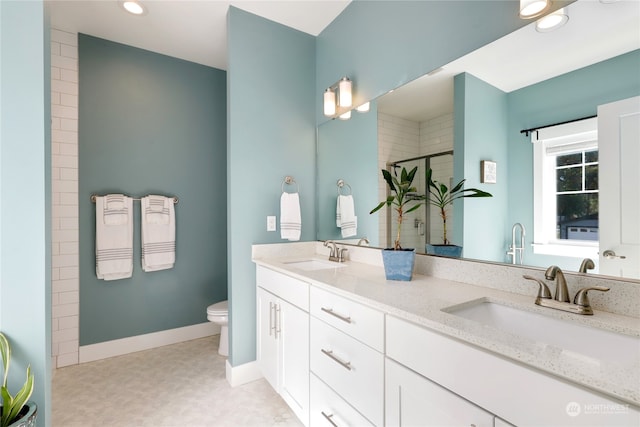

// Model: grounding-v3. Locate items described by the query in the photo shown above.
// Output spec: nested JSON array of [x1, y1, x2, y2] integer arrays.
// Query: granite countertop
[[253, 255, 640, 407]]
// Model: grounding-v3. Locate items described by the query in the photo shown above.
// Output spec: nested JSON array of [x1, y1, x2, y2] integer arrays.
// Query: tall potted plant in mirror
[[425, 168, 492, 257], [370, 166, 424, 281], [0, 332, 36, 427]]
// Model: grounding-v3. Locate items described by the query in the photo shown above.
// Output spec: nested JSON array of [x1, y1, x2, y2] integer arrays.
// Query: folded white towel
[[95, 195, 133, 280], [141, 195, 176, 272], [336, 194, 357, 238], [280, 192, 301, 241]]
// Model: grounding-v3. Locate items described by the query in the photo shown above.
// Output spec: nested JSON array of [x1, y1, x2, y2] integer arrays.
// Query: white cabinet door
[[257, 287, 279, 392], [385, 358, 494, 427], [598, 96, 640, 279], [280, 299, 310, 425]]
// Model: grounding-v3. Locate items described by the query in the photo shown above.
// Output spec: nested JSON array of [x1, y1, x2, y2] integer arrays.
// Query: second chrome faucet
[[523, 265, 609, 315]]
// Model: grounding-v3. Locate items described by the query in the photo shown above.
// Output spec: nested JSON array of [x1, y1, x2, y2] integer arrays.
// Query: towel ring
[[337, 179, 352, 196], [282, 176, 299, 193]]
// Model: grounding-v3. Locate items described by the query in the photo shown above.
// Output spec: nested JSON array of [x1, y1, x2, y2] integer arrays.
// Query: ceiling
[[48, 0, 352, 70], [378, 0, 640, 122]]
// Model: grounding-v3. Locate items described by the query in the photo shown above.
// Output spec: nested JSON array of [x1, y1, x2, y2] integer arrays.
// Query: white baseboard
[[79, 322, 220, 363], [225, 359, 262, 387]]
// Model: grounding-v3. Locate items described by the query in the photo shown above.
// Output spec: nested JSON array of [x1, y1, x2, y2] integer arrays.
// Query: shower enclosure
[[385, 151, 454, 253]]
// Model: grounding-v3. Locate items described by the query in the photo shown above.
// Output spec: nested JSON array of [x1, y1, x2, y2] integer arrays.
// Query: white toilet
[[206, 300, 228, 356]]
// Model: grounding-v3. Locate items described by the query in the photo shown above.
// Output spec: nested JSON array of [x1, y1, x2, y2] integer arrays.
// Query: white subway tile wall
[[51, 29, 79, 368], [377, 112, 454, 248]]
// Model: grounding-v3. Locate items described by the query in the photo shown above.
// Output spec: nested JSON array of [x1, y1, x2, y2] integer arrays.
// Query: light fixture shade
[[536, 7, 569, 32], [356, 102, 370, 113], [323, 89, 336, 117], [519, 0, 549, 18], [338, 110, 351, 120], [338, 78, 352, 108]]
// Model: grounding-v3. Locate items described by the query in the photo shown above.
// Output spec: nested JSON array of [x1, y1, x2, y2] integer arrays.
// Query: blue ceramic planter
[[426, 244, 463, 258], [381, 249, 416, 281]]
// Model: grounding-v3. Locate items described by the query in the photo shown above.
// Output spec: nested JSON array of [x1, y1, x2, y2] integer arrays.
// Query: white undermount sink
[[445, 299, 640, 366], [283, 259, 348, 271]]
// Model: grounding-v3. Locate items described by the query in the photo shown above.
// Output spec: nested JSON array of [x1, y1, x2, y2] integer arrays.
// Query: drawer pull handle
[[321, 349, 352, 371], [321, 307, 352, 324], [321, 411, 339, 427]]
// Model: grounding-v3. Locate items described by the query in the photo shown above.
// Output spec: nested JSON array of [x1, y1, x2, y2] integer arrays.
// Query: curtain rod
[[520, 114, 596, 138]]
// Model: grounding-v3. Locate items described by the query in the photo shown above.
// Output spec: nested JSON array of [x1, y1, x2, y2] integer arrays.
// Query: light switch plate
[[267, 216, 276, 231]]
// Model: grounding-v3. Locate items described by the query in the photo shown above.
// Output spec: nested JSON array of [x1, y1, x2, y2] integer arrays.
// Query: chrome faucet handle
[[323, 240, 337, 257], [523, 275, 552, 300], [338, 247, 349, 262], [573, 286, 610, 308]]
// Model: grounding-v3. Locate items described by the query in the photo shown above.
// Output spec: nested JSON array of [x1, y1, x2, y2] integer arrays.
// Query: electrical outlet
[[267, 216, 276, 231]]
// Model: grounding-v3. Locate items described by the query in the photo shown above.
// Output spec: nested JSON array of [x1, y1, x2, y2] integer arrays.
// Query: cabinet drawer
[[310, 286, 384, 352], [310, 373, 373, 427], [257, 265, 309, 311], [310, 317, 383, 426]]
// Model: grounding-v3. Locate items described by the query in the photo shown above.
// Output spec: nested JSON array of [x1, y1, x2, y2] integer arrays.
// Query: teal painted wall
[[78, 35, 227, 345], [506, 49, 640, 270], [454, 73, 509, 262], [315, 0, 558, 125], [317, 103, 378, 244], [0, 1, 52, 425], [227, 8, 316, 366]]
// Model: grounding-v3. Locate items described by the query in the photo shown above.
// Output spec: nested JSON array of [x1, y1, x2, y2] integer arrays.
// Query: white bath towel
[[280, 192, 301, 241], [141, 195, 176, 272], [336, 194, 357, 238], [95, 195, 133, 280]]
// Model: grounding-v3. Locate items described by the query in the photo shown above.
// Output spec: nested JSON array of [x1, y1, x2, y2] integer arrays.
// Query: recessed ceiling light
[[120, 1, 147, 16]]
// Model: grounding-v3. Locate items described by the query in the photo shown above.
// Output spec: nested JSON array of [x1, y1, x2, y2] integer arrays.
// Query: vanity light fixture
[[120, 0, 147, 16], [536, 7, 569, 32], [519, 0, 550, 19], [323, 77, 353, 117], [339, 110, 352, 120], [356, 102, 370, 113]]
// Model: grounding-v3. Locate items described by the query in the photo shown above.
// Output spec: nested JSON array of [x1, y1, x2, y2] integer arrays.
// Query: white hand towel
[[95, 195, 133, 280], [280, 192, 301, 241], [337, 194, 357, 238], [141, 195, 176, 272]]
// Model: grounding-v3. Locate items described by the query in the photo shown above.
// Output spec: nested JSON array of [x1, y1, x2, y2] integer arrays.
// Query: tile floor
[[52, 336, 302, 426]]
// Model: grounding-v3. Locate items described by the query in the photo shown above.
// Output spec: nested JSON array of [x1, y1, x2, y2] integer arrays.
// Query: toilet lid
[[207, 300, 228, 315]]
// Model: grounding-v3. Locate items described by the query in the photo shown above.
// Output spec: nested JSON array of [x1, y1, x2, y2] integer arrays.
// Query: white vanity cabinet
[[386, 315, 640, 427], [256, 266, 310, 426], [385, 358, 494, 426], [309, 286, 385, 426]]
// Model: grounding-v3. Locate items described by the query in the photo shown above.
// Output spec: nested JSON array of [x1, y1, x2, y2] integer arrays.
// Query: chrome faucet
[[545, 265, 570, 303], [579, 258, 595, 274], [506, 223, 526, 265], [357, 237, 370, 246], [523, 267, 610, 315], [323, 240, 348, 263]]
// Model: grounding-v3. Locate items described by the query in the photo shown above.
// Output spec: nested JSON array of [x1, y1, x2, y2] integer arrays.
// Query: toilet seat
[[207, 300, 228, 316]]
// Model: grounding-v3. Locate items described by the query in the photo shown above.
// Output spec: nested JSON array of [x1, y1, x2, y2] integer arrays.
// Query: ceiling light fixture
[[536, 7, 569, 32], [519, 0, 550, 19], [120, 1, 147, 16]]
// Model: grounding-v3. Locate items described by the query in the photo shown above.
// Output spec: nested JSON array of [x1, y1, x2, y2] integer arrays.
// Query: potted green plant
[[370, 166, 424, 280], [425, 168, 492, 257], [0, 332, 36, 427]]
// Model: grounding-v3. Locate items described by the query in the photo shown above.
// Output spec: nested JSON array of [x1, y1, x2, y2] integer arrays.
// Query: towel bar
[[90, 194, 179, 204]]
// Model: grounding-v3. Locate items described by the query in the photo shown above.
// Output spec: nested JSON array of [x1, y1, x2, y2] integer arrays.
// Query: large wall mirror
[[317, 0, 640, 280]]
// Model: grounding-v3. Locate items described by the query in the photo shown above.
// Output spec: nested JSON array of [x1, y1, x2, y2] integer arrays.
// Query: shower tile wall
[[377, 112, 454, 249], [51, 29, 80, 368]]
